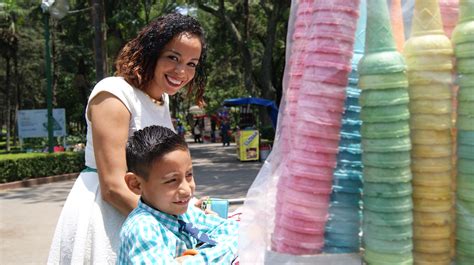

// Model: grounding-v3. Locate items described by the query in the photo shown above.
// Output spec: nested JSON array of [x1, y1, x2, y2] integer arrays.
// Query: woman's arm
[[88, 92, 139, 216]]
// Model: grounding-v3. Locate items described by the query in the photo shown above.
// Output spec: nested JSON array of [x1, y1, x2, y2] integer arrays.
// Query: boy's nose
[[178, 182, 192, 196]]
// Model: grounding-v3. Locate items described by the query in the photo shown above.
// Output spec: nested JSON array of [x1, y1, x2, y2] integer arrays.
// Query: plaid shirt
[[117, 199, 239, 265]]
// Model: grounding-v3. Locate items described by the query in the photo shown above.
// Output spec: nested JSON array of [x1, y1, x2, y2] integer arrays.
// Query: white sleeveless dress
[[47, 77, 174, 265]]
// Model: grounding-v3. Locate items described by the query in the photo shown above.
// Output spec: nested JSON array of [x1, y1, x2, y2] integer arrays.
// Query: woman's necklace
[[143, 91, 164, 106]]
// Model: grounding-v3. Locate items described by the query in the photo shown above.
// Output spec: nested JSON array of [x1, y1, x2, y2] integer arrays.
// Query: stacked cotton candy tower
[[439, 0, 460, 259], [359, 0, 413, 264], [323, 0, 366, 254], [404, 1, 455, 264], [390, 0, 405, 52], [440, 0, 460, 38], [452, 1, 474, 263], [272, 0, 360, 255], [278, 1, 309, 156]]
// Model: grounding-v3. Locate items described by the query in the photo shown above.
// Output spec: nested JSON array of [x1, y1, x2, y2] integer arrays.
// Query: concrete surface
[[0, 142, 262, 265]]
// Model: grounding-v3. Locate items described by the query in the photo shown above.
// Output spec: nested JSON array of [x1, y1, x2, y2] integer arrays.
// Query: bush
[[0, 152, 84, 183]]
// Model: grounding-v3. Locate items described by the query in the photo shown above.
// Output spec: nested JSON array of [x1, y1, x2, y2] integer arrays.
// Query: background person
[[220, 120, 231, 146], [177, 120, 186, 139], [48, 13, 207, 264], [193, 120, 203, 143]]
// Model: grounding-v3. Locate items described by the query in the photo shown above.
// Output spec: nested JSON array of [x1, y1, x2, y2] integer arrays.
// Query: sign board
[[17, 109, 67, 138], [237, 130, 259, 161]]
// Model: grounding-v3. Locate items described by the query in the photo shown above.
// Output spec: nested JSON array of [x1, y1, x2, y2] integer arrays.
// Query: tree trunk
[[13, 52, 19, 146], [242, 0, 256, 96], [198, 0, 256, 95], [91, 0, 107, 82], [142, 0, 152, 23], [75, 59, 90, 133], [259, 1, 282, 101], [52, 20, 58, 106], [5, 57, 11, 151]]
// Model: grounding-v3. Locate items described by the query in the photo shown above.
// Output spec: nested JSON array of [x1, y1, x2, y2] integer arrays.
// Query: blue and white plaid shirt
[[117, 199, 239, 265]]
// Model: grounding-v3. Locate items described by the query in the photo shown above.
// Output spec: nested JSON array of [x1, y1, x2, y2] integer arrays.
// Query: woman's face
[[148, 33, 202, 98]]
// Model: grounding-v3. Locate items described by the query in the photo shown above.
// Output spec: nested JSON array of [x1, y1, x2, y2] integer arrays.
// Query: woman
[[48, 13, 206, 264]]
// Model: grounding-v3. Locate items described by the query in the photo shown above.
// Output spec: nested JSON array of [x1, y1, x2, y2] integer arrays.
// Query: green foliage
[[190, 0, 289, 115], [0, 151, 84, 183], [195, 9, 249, 114], [1, 0, 289, 151]]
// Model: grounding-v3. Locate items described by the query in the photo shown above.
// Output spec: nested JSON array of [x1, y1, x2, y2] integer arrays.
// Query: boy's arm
[[118, 219, 179, 265], [180, 208, 239, 265]]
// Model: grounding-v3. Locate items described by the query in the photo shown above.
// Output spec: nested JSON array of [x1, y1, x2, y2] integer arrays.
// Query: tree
[[91, 0, 106, 82], [0, 1, 290, 152], [0, 0, 31, 150], [192, 0, 289, 102]]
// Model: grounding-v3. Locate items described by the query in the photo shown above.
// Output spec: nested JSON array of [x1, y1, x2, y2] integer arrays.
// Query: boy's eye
[[186, 172, 193, 178], [164, 178, 176, 184]]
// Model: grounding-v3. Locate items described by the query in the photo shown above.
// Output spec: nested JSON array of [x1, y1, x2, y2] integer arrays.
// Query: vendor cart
[[223, 97, 278, 161]]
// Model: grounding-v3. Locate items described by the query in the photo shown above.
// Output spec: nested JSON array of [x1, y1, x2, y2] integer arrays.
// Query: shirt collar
[[138, 198, 186, 233]]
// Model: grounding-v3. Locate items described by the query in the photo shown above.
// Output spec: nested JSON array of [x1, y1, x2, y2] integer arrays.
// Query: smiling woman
[[150, 32, 202, 98], [47, 13, 207, 265]]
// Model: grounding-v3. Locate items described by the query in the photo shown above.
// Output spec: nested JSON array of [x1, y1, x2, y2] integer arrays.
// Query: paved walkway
[[0, 142, 262, 265]]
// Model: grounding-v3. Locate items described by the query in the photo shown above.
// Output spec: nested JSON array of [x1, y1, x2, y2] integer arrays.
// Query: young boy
[[118, 125, 239, 264]]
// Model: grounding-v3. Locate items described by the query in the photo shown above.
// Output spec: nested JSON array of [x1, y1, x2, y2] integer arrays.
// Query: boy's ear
[[124, 172, 142, 195]]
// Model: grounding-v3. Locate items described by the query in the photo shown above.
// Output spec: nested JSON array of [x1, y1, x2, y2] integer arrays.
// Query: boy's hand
[[176, 249, 198, 264], [204, 208, 219, 216], [194, 196, 209, 209], [175, 255, 190, 264], [195, 196, 219, 216]]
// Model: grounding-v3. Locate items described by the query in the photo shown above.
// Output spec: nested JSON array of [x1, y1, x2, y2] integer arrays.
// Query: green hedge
[[0, 152, 84, 183]]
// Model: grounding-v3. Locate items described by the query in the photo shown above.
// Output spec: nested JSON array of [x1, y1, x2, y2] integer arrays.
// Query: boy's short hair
[[126, 125, 188, 180]]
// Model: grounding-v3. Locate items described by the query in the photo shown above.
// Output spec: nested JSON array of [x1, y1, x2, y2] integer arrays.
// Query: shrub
[[0, 152, 84, 183]]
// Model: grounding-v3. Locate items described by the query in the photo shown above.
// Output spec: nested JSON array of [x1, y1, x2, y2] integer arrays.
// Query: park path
[[0, 142, 262, 265]]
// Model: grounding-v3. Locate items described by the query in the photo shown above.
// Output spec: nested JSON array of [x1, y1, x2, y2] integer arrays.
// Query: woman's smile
[[165, 74, 184, 87]]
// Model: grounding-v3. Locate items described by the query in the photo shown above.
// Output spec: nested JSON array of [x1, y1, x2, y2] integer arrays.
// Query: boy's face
[[140, 149, 195, 216]]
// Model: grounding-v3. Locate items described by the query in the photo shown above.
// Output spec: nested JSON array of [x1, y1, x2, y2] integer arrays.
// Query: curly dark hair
[[115, 13, 207, 106], [126, 125, 188, 180]]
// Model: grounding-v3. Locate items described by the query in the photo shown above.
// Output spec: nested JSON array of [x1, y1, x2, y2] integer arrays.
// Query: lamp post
[[40, 0, 68, 152]]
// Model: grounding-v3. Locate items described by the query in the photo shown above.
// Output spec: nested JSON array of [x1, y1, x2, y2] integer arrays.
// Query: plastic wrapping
[[238, 0, 472, 264], [440, 0, 460, 38], [272, 0, 360, 256], [239, 0, 361, 262]]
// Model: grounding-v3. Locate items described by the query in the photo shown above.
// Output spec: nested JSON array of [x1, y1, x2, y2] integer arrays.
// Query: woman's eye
[[187, 62, 197, 68], [168, 55, 178, 61]]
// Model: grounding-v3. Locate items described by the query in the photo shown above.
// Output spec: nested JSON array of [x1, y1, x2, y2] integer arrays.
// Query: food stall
[[223, 97, 278, 161]]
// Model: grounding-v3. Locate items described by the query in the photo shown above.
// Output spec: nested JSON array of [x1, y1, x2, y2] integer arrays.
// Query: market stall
[[223, 97, 279, 161]]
